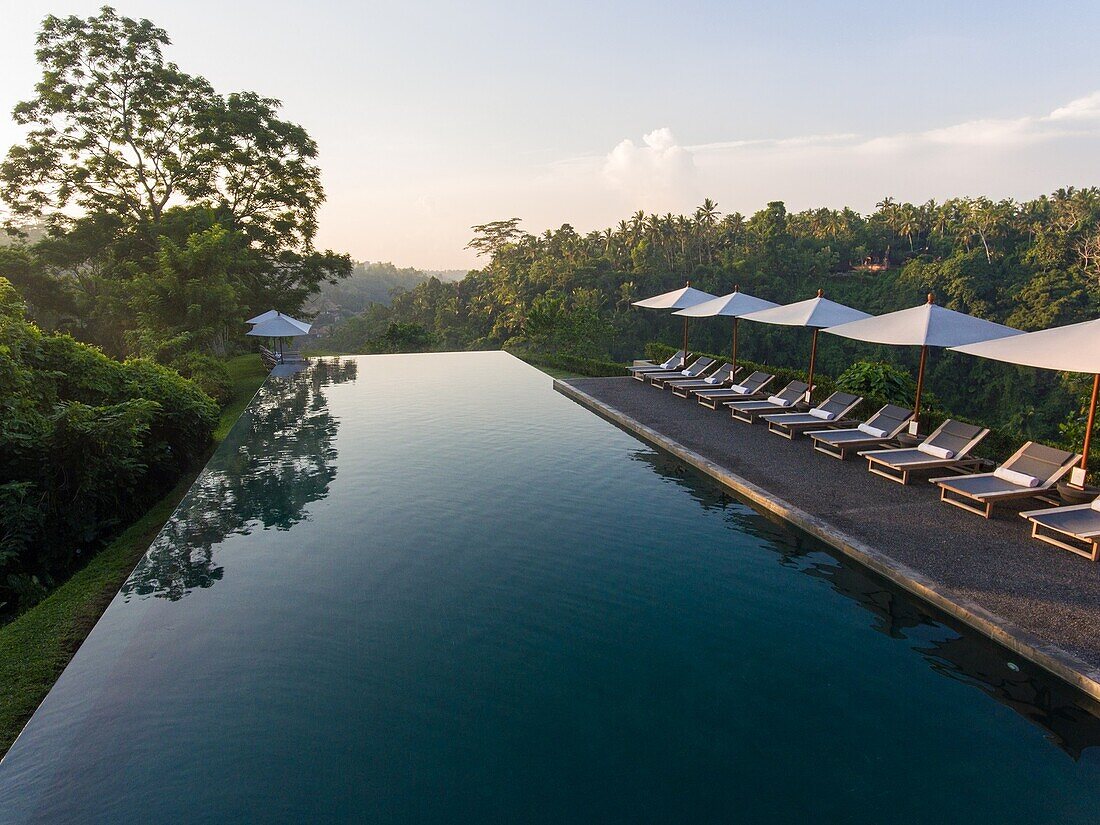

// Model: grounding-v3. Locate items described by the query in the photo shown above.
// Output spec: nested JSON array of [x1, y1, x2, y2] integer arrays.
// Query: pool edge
[[554, 377, 1100, 703]]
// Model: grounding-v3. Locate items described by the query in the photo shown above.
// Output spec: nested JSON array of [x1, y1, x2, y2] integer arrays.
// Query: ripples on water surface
[[1, 351, 1098, 823]]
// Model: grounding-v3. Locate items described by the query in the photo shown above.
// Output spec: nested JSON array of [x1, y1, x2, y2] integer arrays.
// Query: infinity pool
[[1, 352, 1098, 822]]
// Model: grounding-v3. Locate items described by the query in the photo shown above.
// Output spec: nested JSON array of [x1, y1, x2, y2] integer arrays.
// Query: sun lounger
[[643, 357, 716, 387], [727, 380, 810, 423], [762, 392, 863, 440], [663, 363, 739, 394], [629, 350, 688, 380], [860, 419, 989, 485], [694, 371, 775, 407], [259, 346, 280, 369], [807, 405, 914, 460], [1020, 498, 1100, 561], [931, 442, 1080, 518]]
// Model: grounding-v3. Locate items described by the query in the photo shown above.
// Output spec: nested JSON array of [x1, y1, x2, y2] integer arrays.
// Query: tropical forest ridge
[[322, 194, 1100, 444]]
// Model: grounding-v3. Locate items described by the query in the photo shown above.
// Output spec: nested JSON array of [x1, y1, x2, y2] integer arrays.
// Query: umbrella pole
[[731, 317, 739, 373], [1081, 372, 1099, 476], [913, 344, 929, 431], [682, 316, 689, 367], [806, 329, 819, 402]]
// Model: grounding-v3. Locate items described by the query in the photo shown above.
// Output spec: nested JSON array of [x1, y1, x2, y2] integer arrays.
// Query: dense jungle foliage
[[327, 192, 1100, 442], [0, 8, 350, 617], [0, 278, 219, 615], [307, 261, 465, 314]]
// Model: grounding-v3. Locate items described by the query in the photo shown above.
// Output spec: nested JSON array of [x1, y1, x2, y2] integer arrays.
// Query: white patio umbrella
[[632, 282, 718, 367], [824, 294, 1021, 432], [739, 289, 870, 400], [672, 286, 778, 374], [246, 309, 312, 334], [951, 317, 1100, 485], [247, 315, 312, 356]]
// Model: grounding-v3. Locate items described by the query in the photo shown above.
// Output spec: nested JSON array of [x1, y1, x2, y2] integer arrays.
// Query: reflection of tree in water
[[630, 447, 1100, 759], [123, 358, 358, 601]]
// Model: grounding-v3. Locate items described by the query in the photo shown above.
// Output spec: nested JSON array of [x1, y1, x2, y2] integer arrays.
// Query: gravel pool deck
[[557, 376, 1100, 699]]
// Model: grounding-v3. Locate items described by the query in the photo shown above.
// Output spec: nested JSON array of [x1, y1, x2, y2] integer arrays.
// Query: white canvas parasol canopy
[[952, 317, 1100, 477], [246, 310, 311, 333], [672, 286, 778, 373], [632, 283, 717, 367], [740, 290, 870, 400], [247, 315, 312, 356], [247, 316, 312, 338], [825, 294, 1021, 429]]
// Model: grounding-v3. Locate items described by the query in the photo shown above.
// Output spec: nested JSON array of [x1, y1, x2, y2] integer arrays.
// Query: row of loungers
[[630, 354, 1097, 561]]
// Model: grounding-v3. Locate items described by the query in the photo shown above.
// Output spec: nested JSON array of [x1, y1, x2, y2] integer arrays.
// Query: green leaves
[[0, 277, 218, 615], [2, 6, 330, 264], [835, 361, 919, 408]]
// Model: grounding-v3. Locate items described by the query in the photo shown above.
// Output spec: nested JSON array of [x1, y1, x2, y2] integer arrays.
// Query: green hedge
[[0, 278, 219, 616], [643, 341, 1036, 465], [170, 353, 233, 407], [511, 349, 629, 377]]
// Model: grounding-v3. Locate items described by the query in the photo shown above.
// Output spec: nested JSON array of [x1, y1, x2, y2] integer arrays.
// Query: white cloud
[[316, 92, 1100, 268], [601, 127, 698, 209], [550, 92, 1100, 223], [1047, 91, 1100, 121]]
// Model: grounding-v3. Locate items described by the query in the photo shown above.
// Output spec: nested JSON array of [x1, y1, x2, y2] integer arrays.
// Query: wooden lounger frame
[[696, 387, 769, 409], [768, 416, 855, 441], [730, 400, 809, 424], [764, 393, 863, 441], [649, 359, 720, 389], [643, 357, 715, 387], [932, 443, 1080, 518], [862, 421, 989, 485], [866, 454, 984, 486], [667, 365, 740, 397], [693, 373, 775, 408], [629, 351, 689, 380], [937, 484, 1061, 519], [1019, 507, 1100, 561], [809, 407, 913, 460], [814, 434, 893, 460]]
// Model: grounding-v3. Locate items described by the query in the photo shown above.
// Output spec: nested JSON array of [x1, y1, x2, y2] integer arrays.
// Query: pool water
[[1, 352, 1098, 823]]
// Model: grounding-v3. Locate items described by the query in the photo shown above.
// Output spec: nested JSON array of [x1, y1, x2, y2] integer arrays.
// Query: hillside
[[305, 261, 465, 333], [321, 193, 1100, 441]]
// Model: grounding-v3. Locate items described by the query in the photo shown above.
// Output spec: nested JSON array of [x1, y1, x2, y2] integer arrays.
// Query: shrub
[[0, 277, 220, 617], [171, 352, 233, 407], [834, 361, 918, 407], [513, 349, 628, 377]]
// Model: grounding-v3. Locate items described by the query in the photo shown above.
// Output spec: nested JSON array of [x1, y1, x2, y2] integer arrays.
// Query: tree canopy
[[327, 189, 1100, 441], [1, 6, 350, 360]]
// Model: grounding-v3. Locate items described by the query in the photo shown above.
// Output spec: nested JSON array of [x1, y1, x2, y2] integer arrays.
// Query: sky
[[1, 1, 1099, 269]]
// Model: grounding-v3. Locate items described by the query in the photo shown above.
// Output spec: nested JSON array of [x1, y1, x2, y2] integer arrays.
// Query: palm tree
[[694, 198, 720, 264], [897, 203, 920, 251]]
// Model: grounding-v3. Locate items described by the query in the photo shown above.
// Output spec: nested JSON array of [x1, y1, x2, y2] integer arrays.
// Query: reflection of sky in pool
[[2, 352, 1098, 823]]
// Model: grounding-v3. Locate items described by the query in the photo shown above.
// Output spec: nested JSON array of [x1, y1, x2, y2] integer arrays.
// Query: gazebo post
[[1081, 372, 1099, 475], [913, 344, 928, 429], [912, 294, 935, 431], [806, 328, 819, 402], [680, 280, 691, 366]]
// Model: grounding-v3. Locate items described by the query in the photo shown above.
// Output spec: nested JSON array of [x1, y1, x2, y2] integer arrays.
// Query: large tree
[[2, 7, 321, 247], [1, 6, 349, 352]]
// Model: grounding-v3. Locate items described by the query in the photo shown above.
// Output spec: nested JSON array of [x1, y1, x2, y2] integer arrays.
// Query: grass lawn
[[532, 364, 577, 379], [0, 354, 269, 757]]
